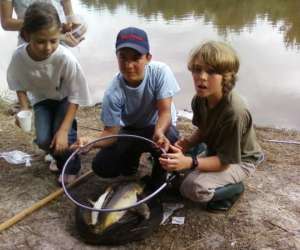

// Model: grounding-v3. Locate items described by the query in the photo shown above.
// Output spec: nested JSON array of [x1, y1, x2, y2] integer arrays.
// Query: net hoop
[[61, 134, 175, 213]]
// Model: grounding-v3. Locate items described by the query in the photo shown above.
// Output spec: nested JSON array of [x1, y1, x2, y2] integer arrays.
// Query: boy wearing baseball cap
[[75, 27, 180, 186]]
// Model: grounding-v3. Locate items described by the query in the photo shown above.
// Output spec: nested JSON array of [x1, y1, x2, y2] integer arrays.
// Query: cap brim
[[116, 43, 148, 54]]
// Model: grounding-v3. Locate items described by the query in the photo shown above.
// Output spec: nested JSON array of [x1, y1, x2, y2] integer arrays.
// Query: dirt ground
[[0, 101, 299, 250]]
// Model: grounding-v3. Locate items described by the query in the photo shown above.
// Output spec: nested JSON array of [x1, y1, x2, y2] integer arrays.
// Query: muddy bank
[[0, 102, 299, 250]]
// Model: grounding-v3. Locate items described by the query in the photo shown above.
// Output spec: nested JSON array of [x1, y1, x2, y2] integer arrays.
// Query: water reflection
[[80, 0, 300, 49], [0, 0, 299, 130], [78, 0, 300, 130]]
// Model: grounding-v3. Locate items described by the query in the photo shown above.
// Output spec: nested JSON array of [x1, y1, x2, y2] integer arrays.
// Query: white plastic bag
[[0, 150, 32, 167]]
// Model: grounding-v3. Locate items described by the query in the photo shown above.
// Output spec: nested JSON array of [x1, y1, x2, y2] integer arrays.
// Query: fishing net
[[75, 192, 163, 245], [62, 134, 167, 245]]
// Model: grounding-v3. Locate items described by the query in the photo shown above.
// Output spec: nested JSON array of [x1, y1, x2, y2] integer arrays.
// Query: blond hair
[[188, 41, 239, 95]]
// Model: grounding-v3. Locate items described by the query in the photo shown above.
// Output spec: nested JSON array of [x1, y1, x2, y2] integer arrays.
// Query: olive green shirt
[[192, 90, 263, 165]]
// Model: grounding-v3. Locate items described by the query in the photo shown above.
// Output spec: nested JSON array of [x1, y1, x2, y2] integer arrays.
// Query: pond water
[[1, 0, 300, 130]]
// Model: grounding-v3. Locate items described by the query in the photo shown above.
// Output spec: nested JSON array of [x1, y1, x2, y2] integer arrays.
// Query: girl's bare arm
[[16, 91, 30, 109], [61, 0, 74, 17], [0, 1, 23, 31]]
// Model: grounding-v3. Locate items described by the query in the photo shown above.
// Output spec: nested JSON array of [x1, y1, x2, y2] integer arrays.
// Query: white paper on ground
[[171, 216, 185, 225], [0, 150, 32, 166], [161, 203, 184, 225]]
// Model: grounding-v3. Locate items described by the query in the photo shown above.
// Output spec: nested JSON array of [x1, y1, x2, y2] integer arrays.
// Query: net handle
[[61, 134, 175, 212]]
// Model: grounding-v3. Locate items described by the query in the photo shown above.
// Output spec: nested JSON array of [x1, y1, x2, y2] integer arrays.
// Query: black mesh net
[[62, 135, 165, 245]]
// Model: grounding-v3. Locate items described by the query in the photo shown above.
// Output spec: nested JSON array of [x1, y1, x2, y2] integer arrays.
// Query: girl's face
[[191, 57, 223, 108], [117, 48, 152, 87], [27, 25, 60, 61]]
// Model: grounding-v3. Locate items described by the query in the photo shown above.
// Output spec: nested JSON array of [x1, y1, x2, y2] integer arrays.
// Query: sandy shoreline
[[1, 99, 300, 249]]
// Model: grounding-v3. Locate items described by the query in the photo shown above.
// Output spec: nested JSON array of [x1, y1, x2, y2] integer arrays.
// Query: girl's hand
[[174, 138, 190, 153], [50, 129, 69, 154], [153, 131, 170, 152], [159, 144, 192, 172], [62, 22, 73, 33], [61, 32, 84, 47]]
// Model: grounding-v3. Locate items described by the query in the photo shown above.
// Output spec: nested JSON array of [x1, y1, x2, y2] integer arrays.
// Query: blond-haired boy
[[159, 41, 264, 211]]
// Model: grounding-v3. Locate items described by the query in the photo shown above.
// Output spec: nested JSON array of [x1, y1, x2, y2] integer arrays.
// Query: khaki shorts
[[180, 162, 256, 202]]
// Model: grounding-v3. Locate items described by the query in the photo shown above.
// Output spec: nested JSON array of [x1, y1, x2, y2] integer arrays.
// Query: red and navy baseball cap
[[116, 27, 149, 54]]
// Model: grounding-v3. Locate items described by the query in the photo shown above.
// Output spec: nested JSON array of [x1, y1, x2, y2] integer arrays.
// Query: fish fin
[[90, 186, 114, 226], [102, 187, 115, 208], [88, 185, 112, 207], [93, 186, 113, 208]]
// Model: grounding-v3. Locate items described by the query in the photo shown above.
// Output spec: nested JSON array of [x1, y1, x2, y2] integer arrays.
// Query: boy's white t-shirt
[[7, 43, 91, 106]]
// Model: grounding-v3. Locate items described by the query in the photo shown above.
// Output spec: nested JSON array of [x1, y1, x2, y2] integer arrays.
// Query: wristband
[[191, 155, 198, 170]]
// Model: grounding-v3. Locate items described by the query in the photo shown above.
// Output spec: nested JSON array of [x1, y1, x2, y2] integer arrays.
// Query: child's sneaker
[[49, 160, 59, 172], [44, 154, 59, 172], [206, 182, 244, 212], [206, 194, 241, 212], [44, 153, 54, 162]]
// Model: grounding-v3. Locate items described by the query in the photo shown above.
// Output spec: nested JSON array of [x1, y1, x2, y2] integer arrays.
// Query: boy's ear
[[20, 29, 30, 43], [146, 53, 152, 62]]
